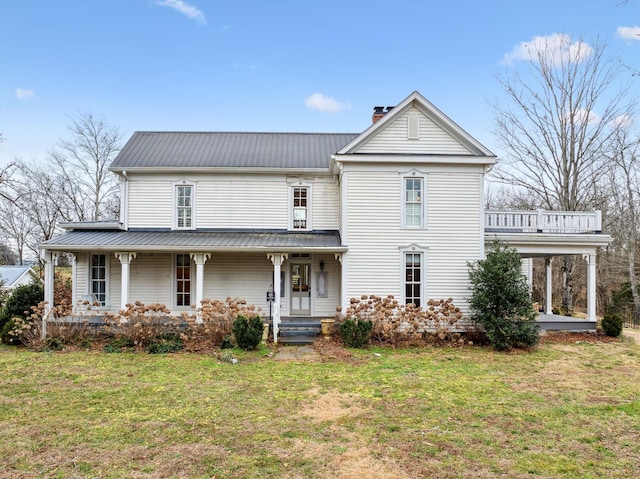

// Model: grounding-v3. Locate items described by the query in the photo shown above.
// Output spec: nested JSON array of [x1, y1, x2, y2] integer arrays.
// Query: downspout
[[121, 170, 129, 230]]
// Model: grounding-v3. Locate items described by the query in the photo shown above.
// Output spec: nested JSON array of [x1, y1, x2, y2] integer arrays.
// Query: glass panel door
[[290, 263, 311, 315]]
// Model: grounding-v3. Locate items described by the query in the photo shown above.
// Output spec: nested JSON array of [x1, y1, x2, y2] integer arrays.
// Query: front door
[[290, 262, 311, 315]]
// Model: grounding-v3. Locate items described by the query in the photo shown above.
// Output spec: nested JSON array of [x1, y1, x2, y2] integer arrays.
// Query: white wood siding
[[128, 178, 173, 228], [130, 253, 172, 305], [357, 106, 472, 155], [344, 165, 484, 316], [125, 173, 339, 230]]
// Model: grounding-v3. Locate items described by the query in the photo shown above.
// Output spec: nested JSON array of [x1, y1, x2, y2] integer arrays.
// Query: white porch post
[[40, 250, 56, 339], [70, 253, 77, 311], [268, 253, 287, 343], [545, 257, 553, 314], [114, 252, 137, 311], [190, 253, 211, 322], [586, 253, 597, 321]]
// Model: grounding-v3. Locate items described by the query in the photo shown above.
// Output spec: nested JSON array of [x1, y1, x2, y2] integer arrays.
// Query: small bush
[[232, 314, 264, 350], [146, 334, 183, 354], [221, 335, 234, 349], [339, 318, 373, 348], [104, 338, 136, 353], [601, 313, 623, 337]]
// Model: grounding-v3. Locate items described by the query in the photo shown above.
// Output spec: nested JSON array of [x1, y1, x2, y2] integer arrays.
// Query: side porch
[[485, 210, 612, 330]]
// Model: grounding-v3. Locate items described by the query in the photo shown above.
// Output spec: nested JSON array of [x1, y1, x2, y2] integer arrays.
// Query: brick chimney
[[372, 106, 395, 124]]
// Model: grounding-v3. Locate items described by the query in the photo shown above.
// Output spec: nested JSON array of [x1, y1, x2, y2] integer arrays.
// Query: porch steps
[[278, 318, 321, 345]]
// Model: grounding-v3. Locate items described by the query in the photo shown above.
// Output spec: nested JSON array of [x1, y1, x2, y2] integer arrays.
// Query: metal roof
[[110, 132, 360, 170], [0, 266, 37, 287], [42, 229, 345, 251]]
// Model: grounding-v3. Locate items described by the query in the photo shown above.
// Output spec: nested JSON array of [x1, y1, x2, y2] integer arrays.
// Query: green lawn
[[1, 336, 639, 478]]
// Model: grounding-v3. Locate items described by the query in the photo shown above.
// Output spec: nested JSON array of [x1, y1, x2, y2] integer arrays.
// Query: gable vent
[[407, 112, 419, 140]]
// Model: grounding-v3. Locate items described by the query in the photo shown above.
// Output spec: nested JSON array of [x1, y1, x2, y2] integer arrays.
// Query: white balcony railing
[[485, 210, 602, 234]]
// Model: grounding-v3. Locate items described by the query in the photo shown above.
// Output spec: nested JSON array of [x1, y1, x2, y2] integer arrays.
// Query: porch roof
[[41, 229, 346, 252]]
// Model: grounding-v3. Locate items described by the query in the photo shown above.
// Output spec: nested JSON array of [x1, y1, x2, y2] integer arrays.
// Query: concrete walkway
[[273, 345, 321, 361]]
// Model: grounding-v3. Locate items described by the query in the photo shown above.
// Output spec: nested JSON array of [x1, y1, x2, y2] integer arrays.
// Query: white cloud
[[502, 33, 593, 66], [15, 88, 35, 100], [610, 114, 634, 129], [304, 93, 351, 113], [155, 0, 206, 25], [573, 108, 600, 126], [617, 25, 640, 41], [233, 64, 256, 70]]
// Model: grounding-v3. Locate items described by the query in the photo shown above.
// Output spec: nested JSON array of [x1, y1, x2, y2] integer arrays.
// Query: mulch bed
[[539, 331, 621, 344]]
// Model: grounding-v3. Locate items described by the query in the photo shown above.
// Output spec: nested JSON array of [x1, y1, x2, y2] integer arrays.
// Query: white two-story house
[[41, 92, 611, 340]]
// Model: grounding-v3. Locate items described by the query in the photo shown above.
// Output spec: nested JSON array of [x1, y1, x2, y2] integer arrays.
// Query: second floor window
[[292, 186, 309, 229], [404, 177, 424, 228], [176, 185, 193, 229]]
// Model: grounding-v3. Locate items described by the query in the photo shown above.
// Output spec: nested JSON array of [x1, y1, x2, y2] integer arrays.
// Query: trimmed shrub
[[601, 313, 623, 337], [232, 314, 264, 350], [339, 318, 373, 348], [468, 241, 539, 351], [0, 281, 44, 343]]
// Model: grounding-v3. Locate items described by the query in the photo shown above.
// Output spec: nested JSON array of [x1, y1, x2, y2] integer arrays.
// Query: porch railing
[[484, 210, 602, 234]]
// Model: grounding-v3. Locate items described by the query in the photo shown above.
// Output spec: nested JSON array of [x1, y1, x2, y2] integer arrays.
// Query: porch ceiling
[[41, 229, 346, 253], [485, 232, 613, 258]]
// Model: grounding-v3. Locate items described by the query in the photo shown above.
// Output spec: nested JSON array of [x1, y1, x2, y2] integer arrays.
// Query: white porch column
[[545, 257, 553, 314], [40, 250, 56, 338], [585, 253, 597, 321], [69, 253, 77, 311], [114, 252, 137, 311], [190, 253, 211, 321], [268, 253, 287, 343]]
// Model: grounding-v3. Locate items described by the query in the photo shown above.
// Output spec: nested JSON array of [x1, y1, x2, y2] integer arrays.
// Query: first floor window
[[176, 254, 191, 307], [91, 254, 107, 306], [405, 252, 422, 307], [176, 185, 193, 229]]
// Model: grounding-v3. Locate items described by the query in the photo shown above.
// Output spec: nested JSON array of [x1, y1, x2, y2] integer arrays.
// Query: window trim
[[288, 182, 312, 231], [174, 253, 194, 309], [399, 245, 427, 308], [88, 253, 109, 309], [172, 181, 196, 230], [401, 172, 425, 229]]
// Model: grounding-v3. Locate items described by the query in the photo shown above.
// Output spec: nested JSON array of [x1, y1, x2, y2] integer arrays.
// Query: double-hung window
[[175, 184, 194, 229], [291, 185, 311, 230], [404, 177, 424, 228], [404, 252, 422, 307], [90, 253, 108, 306], [175, 253, 191, 307]]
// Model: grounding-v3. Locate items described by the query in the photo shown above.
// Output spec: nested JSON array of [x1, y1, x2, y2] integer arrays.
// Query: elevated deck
[[485, 210, 602, 234]]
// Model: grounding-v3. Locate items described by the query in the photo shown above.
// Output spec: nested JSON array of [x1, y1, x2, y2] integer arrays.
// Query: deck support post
[[585, 253, 597, 321], [115, 252, 137, 311], [545, 257, 553, 315]]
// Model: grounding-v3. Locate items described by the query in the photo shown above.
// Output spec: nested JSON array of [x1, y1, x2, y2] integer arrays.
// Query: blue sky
[[1, 0, 639, 166]]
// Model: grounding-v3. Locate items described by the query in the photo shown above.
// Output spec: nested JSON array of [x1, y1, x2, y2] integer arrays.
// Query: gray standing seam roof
[[42, 230, 344, 251], [0, 266, 35, 286], [110, 132, 360, 170]]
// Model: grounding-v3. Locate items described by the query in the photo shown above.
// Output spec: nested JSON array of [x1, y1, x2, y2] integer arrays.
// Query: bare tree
[[51, 112, 123, 221], [493, 35, 635, 211], [493, 35, 637, 312], [0, 197, 34, 265], [605, 126, 640, 313]]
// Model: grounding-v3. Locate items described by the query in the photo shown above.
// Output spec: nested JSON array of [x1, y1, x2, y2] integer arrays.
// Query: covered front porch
[[485, 209, 612, 329], [40, 227, 346, 343]]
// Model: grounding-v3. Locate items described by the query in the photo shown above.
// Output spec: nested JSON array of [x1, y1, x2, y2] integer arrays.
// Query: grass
[[1, 336, 639, 478]]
